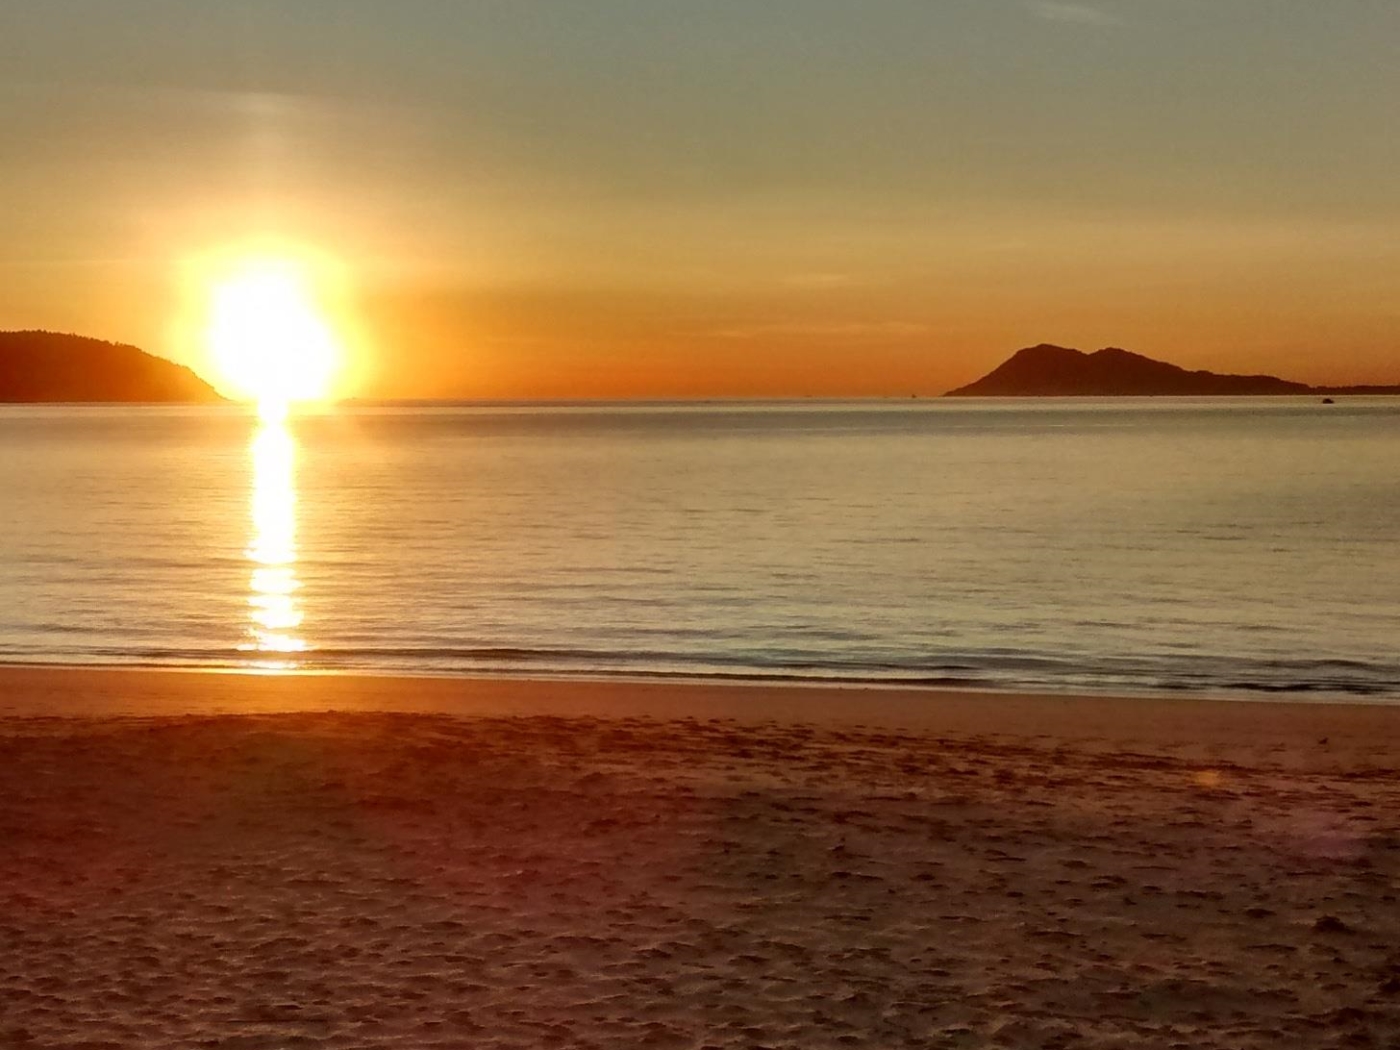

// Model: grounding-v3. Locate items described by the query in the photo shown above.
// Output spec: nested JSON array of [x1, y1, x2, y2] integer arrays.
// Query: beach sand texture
[[2, 671, 1399, 1048]]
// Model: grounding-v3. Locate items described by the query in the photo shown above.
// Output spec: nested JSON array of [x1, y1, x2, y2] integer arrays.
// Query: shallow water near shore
[[1, 398, 1397, 698]]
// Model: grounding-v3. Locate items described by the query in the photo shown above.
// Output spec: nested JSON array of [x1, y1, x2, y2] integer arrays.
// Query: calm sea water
[[1, 399, 1397, 698]]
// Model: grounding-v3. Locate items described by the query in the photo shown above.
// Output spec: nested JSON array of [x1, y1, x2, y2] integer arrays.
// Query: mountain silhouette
[[0, 331, 223, 403], [946, 344, 1398, 397]]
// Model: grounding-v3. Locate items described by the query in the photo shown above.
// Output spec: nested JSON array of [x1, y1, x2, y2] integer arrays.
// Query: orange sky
[[2, 2, 1397, 398]]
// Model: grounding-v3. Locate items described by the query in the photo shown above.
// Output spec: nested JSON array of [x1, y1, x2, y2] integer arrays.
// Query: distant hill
[[0, 331, 223, 403], [946, 344, 1400, 397]]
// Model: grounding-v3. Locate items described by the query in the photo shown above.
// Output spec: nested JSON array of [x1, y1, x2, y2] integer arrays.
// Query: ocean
[[1, 399, 1397, 698]]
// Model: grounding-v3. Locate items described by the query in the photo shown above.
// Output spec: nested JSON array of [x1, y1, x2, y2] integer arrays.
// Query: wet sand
[[2, 667, 1399, 1048]]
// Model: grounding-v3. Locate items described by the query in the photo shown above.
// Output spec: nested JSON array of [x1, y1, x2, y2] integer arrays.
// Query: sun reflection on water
[[242, 410, 306, 667]]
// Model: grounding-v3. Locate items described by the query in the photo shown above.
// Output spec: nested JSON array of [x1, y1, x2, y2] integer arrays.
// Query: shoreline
[[4, 655, 1395, 706], [3, 663, 1399, 759]]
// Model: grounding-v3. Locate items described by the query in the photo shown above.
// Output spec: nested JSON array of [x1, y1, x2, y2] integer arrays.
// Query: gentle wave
[[1, 642, 1395, 698]]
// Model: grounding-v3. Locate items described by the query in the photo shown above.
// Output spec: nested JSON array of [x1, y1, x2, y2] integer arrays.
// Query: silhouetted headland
[[0, 331, 223, 403], [946, 344, 1400, 397]]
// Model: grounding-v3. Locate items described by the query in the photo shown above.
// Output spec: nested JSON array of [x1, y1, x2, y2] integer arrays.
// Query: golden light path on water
[[243, 402, 306, 667]]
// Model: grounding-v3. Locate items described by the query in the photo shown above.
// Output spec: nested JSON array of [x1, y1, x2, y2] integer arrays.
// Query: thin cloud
[[711, 321, 932, 341], [1030, 2, 1124, 27]]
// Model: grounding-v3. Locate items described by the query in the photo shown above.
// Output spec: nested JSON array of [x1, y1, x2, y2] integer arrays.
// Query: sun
[[204, 257, 343, 415]]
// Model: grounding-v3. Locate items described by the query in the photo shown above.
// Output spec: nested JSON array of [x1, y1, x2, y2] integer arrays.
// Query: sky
[[1, 0, 1398, 397]]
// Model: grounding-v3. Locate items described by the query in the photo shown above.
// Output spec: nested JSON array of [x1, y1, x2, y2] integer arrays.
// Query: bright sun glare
[[205, 259, 342, 414]]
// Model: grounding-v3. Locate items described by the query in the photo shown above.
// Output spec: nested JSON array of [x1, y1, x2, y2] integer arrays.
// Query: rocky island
[[947, 344, 1400, 397], [0, 331, 222, 403]]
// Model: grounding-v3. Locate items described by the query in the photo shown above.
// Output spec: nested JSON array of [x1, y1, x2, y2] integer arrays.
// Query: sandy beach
[[3, 668, 1399, 1048]]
